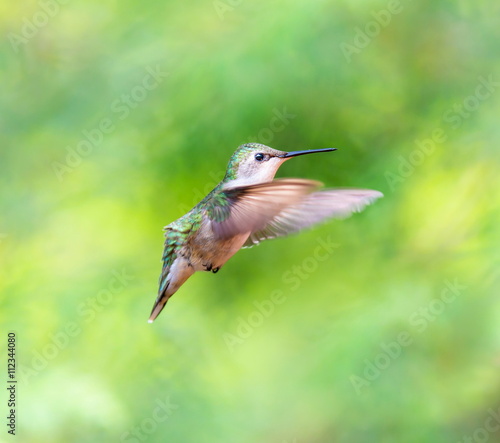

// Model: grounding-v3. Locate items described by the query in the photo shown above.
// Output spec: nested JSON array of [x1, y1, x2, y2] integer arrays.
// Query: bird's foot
[[203, 263, 220, 273]]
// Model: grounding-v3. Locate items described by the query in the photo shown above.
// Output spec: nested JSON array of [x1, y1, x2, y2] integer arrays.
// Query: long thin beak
[[279, 148, 337, 158]]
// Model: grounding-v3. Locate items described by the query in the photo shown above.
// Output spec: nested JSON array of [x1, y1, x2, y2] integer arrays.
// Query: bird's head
[[223, 143, 336, 187]]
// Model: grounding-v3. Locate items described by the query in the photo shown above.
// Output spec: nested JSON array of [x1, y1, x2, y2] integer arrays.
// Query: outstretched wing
[[205, 178, 382, 246], [206, 179, 321, 240], [244, 188, 383, 246]]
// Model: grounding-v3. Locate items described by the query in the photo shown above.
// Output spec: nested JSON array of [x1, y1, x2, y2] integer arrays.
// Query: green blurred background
[[1, 0, 500, 442]]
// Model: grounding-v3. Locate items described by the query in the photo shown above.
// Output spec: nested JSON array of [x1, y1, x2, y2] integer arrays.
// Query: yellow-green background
[[1, 1, 499, 442]]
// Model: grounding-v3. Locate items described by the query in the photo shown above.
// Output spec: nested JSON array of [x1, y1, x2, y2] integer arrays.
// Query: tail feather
[[148, 256, 195, 323], [148, 283, 171, 323]]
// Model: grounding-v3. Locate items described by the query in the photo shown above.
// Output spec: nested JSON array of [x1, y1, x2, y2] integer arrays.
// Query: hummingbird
[[149, 143, 383, 322]]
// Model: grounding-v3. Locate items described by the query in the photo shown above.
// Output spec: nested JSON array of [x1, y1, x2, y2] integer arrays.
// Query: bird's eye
[[255, 153, 265, 162]]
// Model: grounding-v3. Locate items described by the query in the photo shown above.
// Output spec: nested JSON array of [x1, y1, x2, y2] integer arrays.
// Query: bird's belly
[[188, 231, 250, 272]]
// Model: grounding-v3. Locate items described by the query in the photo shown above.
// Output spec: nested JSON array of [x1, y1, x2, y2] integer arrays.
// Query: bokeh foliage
[[1, 0, 500, 442]]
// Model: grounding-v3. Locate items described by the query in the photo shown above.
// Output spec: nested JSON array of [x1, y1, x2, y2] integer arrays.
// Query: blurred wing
[[206, 179, 322, 240], [244, 188, 383, 247]]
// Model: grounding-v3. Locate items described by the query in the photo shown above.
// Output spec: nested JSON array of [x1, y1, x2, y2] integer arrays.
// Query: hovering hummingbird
[[149, 143, 382, 322]]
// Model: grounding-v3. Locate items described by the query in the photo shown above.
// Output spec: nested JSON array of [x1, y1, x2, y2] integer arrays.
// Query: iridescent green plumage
[[158, 211, 201, 293]]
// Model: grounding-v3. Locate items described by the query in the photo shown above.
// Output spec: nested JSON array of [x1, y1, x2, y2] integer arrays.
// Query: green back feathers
[[206, 192, 232, 223]]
